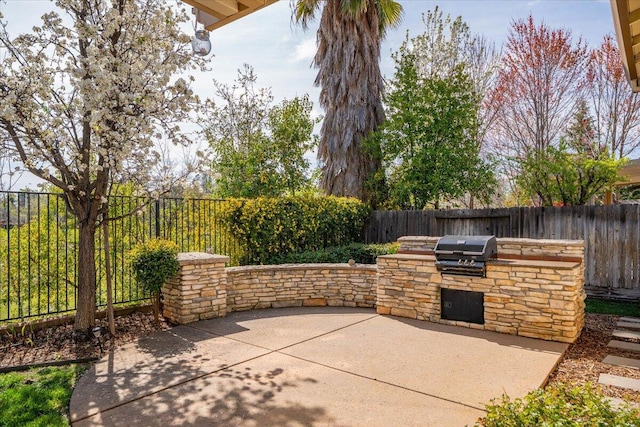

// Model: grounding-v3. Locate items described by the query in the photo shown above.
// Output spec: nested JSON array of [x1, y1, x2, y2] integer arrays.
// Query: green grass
[[585, 298, 640, 317], [0, 364, 88, 427]]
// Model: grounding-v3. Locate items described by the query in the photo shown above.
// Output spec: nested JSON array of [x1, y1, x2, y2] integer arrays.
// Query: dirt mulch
[[1, 311, 639, 404], [0, 311, 170, 369], [547, 313, 640, 403]]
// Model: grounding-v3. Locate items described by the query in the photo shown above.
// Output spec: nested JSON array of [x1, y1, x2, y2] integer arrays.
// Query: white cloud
[[290, 37, 316, 63]]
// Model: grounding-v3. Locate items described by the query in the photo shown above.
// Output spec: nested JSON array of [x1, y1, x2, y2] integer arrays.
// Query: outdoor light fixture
[[191, 29, 212, 56], [92, 326, 103, 354], [91, 326, 101, 338]]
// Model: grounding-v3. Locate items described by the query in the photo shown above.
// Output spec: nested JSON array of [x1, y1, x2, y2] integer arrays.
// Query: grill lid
[[434, 235, 498, 261], [435, 235, 497, 277]]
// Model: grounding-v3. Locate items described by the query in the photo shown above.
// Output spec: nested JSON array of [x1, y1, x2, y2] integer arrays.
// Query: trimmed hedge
[[220, 195, 370, 265], [478, 383, 640, 426], [264, 243, 399, 265]]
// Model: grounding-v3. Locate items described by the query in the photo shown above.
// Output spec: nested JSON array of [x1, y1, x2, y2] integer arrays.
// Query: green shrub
[[478, 383, 640, 426], [130, 239, 180, 294], [264, 243, 399, 265], [219, 195, 370, 265]]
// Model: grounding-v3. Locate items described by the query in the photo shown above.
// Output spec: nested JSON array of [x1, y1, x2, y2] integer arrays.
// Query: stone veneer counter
[[377, 246, 585, 343]]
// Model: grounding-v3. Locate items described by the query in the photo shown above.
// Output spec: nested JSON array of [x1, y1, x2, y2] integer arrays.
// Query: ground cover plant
[[478, 383, 640, 426], [0, 364, 88, 427]]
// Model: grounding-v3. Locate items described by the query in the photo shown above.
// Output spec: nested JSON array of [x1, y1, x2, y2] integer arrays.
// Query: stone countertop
[[177, 252, 230, 266], [378, 253, 581, 270]]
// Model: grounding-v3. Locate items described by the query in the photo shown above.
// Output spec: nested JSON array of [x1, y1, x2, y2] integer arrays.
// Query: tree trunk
[[74, 220, 97, 331], [315, 1, 385, 203], [102, 218, 116, 336], [152, 292, 160, 325]]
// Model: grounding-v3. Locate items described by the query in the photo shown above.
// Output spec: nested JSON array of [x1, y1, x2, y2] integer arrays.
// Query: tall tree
[[587, 35, 640, 159], [400, 7, 500, 208], [205, 65, 318, 197], [293, 0, 402, 204], [379, 41, 494, 209], [0, 0, 199, 331], [517, 103, 624, 206], [488, 16, 588, 155]]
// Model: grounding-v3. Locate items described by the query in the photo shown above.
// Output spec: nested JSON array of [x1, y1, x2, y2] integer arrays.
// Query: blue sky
[[1, 0, 616, 114], [0, 0, 618, 188]]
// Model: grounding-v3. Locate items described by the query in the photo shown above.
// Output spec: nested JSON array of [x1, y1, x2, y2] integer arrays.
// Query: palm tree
[[294, 0, 402, 203]]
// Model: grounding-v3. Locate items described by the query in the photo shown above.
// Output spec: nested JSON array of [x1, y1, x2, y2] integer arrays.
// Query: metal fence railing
[[0, 191, 240, 322]]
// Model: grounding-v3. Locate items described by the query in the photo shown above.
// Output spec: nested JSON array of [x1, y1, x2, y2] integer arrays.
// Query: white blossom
[[0, 0, 203, 328]]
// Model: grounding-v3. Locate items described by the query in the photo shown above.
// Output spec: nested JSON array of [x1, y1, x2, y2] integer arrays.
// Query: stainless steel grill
[[434, 235, 497, 277]]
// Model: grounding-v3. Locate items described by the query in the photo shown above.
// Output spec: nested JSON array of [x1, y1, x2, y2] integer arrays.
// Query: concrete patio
[[70, 307, 568, 426]]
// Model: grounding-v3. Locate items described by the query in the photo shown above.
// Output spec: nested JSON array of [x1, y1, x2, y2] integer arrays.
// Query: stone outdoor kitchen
[[162, 236, 585, 344]]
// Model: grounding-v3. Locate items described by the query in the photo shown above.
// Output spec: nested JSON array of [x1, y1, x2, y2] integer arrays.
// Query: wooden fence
[[365, 205, 640, 299]]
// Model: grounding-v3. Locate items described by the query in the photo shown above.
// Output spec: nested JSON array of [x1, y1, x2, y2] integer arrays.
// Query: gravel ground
[[1, 311, 639, 404]]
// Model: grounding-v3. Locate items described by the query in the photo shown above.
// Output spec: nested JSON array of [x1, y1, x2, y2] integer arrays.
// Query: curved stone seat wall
[[226, 264, 377, 312]]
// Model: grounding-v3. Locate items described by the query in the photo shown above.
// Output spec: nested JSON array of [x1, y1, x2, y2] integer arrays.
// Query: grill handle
[[435, 250, 484, 256]]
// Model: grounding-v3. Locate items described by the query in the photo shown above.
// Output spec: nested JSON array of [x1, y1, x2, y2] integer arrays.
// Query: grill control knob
[[470, 260, 476, 266], [458, 259, 463, 265], [464, 259, 469, 266]]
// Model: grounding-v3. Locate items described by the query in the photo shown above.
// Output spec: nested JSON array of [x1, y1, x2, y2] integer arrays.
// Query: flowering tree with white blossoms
[[0, 0, 201, 331]]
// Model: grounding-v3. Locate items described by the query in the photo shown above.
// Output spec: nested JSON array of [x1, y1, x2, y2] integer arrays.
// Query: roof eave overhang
[[611, 0, 640, 92], [181, 0, 278, 31]]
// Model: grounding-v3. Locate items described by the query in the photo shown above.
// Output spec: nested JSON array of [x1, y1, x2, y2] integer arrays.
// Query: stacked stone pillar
[[162, 252, 229, 324]]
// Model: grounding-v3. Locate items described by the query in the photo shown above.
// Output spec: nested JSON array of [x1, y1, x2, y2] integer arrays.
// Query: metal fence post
[[155, 199, 161, 239]]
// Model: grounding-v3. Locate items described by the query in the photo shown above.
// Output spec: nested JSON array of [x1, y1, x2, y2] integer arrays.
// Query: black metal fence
[[0, 191, 239, 322]]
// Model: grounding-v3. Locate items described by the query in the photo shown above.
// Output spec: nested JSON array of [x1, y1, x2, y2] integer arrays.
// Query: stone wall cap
[[491, 259, 581, 269], [177, 252, 230, 265], [378, 253, 580, 269], [378, 253, 435, 261], [227, 263, 378, 273], [397, 236, 438, 242], [397, 236, 584, 246]]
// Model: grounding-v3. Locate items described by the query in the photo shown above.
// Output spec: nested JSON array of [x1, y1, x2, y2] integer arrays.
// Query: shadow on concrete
[[388, 314, 568, 354], [73, 358, 332, 426], [191, 306, 374, 338], [134, 327, 198, 357]]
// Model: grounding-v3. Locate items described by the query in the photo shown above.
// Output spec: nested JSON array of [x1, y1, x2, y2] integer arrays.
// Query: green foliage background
[[375, 12, 496, 210], [219, 195, 370, 265], [517, 102, 626, 206], [264, 242, 398, 265], [1, 192, 371, 322], [204, 65, 319, 198]]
